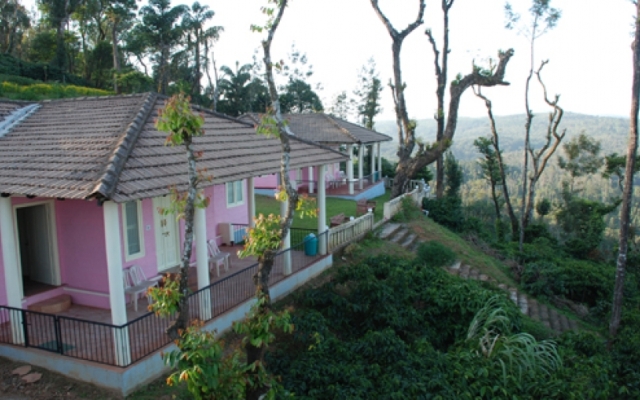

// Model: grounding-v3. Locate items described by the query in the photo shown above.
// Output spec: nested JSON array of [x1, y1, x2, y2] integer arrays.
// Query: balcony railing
[[0, 232, 329, 368]]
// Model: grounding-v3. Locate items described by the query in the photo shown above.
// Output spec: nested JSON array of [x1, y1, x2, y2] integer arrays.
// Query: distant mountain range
[[375, 113, 630, 162]]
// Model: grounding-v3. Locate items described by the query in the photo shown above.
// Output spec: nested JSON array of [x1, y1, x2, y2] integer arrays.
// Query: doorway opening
[[15, 203, 59, 297]]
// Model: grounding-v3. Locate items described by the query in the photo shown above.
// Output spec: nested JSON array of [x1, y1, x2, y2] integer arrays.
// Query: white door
[[153, 197, 181, 271], [17, 205, 55, 285]]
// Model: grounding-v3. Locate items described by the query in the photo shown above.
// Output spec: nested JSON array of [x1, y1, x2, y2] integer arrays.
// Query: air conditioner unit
[[219, 223, 247, 245]]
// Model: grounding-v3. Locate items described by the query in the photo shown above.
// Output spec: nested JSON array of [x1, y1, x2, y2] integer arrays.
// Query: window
[[226, 180, 244, 207], [123, 201, 144, 260]]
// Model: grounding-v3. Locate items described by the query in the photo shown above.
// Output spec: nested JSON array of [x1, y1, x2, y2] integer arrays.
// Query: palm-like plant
[[466, 295, 562, 386]]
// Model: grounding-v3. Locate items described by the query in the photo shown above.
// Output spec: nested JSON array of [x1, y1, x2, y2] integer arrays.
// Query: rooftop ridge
[[332, 117, 393, 142], [90, 92, 158, 202], [322, 113, 359, 143], [0, 103, 41, 138], [38, 92, 149, 104]]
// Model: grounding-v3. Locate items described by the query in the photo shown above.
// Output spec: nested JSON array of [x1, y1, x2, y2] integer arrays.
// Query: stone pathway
[[378, 223, 579, 335]]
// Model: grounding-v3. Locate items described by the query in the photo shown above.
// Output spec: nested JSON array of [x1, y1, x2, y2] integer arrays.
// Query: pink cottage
[[0, 93, 346, 394]]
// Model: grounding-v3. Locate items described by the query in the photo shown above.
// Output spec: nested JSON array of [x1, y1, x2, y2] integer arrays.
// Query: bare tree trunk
[[166, 134, 197, 340], [371, 0, 513, 199], [475, 88, 519, 239], [522, 61, 565, 234], [426, 0, 454, 199], [610, 1, 640, 342]]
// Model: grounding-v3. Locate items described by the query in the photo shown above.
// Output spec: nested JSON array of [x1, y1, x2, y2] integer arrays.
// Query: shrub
[[415, 241, 456, 268], [391, 195, 422, 222], [423, 195, 465, 231]]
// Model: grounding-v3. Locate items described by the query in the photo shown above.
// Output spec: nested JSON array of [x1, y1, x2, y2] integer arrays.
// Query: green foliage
[[380, 157, 397, 178], [267, 254, 622, 398], [353, 58, 383, 130], [521, 259, 614, 307], [156, 93, 205, 145], [147, 275, 183, 316], [556, 191, 620, 258], [391, 195, 421, 223], [0, 53, 89, 86], [0, 80, 111, 100], [535, 198, 552, 218], [558, 133, 603, 192], [444, 151, 463, 197], [415, 240, 456, 268], [158, 293, 293, 400], [423, 195, 465, 232], [279, 78, 323, 113]]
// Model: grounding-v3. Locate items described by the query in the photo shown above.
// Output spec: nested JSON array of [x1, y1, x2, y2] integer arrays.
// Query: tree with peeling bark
[[505, 0, 561, 249], [610, 0, 640, 343], [369, 0, 514, 199], [149, 93, 208, 341], [474, 87, 519, 240], [241, 1, 315, 398]]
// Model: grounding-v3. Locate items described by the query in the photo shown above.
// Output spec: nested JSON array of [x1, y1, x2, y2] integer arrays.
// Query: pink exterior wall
[[0, 181, 251, 309], [0, 227, 6, 306]]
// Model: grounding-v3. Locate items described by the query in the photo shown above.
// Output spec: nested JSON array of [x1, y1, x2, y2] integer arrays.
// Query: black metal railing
[[289, 227, 316, 247], [0, 230, 330, 368]]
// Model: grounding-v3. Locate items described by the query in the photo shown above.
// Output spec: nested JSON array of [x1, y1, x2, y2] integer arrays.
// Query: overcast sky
[[24, 0, 637, 120], [205, 0, 634, 120]]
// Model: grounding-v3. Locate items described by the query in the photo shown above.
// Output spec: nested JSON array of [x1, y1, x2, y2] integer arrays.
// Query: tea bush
[[415, 240, 456, 268]]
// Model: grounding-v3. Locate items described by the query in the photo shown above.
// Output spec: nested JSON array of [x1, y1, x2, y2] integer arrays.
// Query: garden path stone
[[401, 233, 417, 248], [390, 228, 409, 244], [378, 223, 402, 240], [469, 269, 479, 280]]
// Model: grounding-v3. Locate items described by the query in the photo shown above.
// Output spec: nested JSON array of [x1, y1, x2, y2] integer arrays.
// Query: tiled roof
[[0, 94, 347, 203], [0, 102, 23, 122], [240, 112, 392, 145]]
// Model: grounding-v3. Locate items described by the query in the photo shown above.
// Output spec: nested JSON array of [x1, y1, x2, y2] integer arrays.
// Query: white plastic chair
[[123, 265, 161, 311], [207, 240, 230, 277]]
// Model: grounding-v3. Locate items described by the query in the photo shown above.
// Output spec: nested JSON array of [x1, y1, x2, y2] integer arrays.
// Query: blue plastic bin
[[304, 233, 318, 256]]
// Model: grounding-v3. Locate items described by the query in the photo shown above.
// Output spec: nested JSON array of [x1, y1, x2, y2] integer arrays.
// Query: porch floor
[[297, 179, 381, 198], [58, 244, 256, 324]]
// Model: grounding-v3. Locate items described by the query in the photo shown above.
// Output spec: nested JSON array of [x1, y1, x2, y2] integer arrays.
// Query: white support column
[[296, 168, 302, 183], [308, 166, 314, 194], [248, 177, 256, 228], [103, 201, 131, 367], [194, 200, 211, 321], [358, 144, 364, 190], [0, 196, 24, 344], [377, 142, 382, 182], [370, 145, 375, 183], [317, 165, 327, 255], [347, 144, 354, 195]]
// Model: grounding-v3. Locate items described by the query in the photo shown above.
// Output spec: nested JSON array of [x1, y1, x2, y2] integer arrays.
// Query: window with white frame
[[226, 180, 244, 207], [122, 201, 144, 260]]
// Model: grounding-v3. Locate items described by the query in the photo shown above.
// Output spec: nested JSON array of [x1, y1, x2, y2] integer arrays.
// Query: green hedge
[[0, 81, 111, 100]]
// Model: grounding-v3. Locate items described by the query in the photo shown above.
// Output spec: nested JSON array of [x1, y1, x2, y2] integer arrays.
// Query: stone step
[[468, 269, 480, 280], [459, 264, 470, 279], [479, 274, 489, 282], [539, 304, 550, 323], [568, 318, 579, 332], [551, 309, 562, 332], [528, 298, 540, 321], [400, 233, 417, 249], [389, 228, 409, 244], [409, 240, 423, 253], [517, 292, 529, 315], [448, 261, 462, 276], [508, 288, 518, 305], [378, 223, 402, 240], [558, 313, 571, 333], [28, 294, 71, 314]]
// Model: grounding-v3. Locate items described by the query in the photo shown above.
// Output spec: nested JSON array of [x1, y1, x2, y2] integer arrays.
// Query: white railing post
[[0, 196, 24, 344], [195, 200, 211, 321]]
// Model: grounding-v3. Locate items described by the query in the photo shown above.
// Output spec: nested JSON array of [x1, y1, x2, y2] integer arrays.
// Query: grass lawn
[[255, 190, 391, 229]]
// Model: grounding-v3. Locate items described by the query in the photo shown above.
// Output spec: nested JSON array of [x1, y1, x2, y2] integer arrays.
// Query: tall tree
[[474, 136, 504, 223], [106, 0, 137, 93], [136, 0, 187, 94], [370, 0, 514, 198], [610, 0, 640, 342], [505, 0, 561, 250], [329, 91, 352, 120], [557, 133, 603, 193], [425, 0, 454, 198], [353, 58, 383, 129], [182, 2, 221, 97], [217, 62, 269, 116], [39, 0, 81, 72], [474, 87, 520, 240], [0, 0, 31, 56]]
